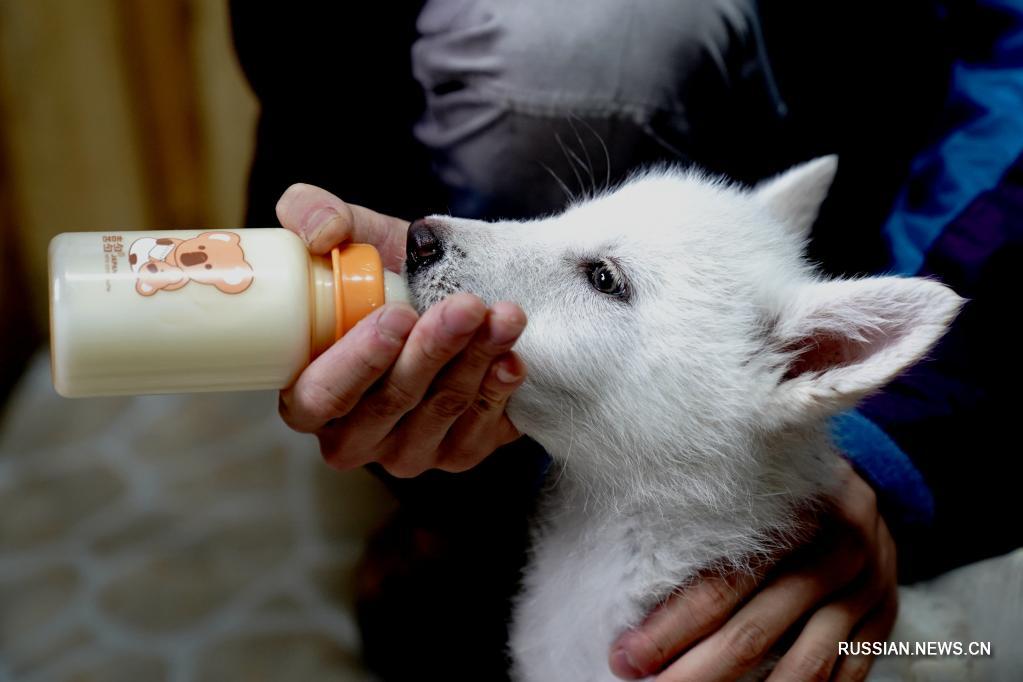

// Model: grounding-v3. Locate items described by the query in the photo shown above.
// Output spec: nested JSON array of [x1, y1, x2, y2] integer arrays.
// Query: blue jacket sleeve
[[835, 1, 1023, 578]]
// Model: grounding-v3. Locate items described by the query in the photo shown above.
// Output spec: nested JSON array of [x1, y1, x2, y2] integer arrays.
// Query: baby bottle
[[48, 229, 409, 397]]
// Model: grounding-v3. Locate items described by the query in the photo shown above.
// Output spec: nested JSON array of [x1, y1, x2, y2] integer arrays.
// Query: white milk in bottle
[[48, 229, 408, 397]]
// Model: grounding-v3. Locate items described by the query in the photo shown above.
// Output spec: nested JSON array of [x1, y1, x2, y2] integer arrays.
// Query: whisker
[[549, 403, 576, 490], [538, 160, 576, 204], [573, 116, 612, 192], [567, 116, 597, 196], [555, 132, 587, 199], [640, 121, 685, 163], [559, 136, 596, 199]]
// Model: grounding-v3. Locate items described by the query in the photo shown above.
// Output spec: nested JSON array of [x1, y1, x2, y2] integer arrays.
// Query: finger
[[436, 352, 526, 473], [875, 518, 898, 589], [610, 567, 766, 679], [829, 462, 881, 547], [766, 583, 881, 682], [390, 302, 526, 462], [656, 539, 867, 682], [315, 424, 378, 471], [279, 303, 418, 433], [344, 294, 487, 473], [832, 593, 898, 682], [276, 183, 408, 270]]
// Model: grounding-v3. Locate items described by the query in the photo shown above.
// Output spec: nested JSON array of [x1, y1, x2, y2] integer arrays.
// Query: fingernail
[[495, 361, 519, 384], [489, 312, 526, 346], [377, 306, 416, 342], [609, 647, 643, 679], [303, 206, 339, 244], [441, 297, 483, 336]]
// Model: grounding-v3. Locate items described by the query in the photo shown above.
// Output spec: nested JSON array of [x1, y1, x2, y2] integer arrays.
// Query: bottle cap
[[331, 243, 386, 339]]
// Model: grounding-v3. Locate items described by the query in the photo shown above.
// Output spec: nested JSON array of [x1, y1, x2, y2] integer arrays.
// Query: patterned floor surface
[[0, 353, 394, 682]]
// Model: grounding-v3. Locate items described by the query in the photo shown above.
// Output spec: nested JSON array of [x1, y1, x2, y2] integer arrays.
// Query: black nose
[[406, 219, 444, 275]]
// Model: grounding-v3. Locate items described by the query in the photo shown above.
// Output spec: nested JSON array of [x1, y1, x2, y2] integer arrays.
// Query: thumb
[[276, 183, 409, 271]]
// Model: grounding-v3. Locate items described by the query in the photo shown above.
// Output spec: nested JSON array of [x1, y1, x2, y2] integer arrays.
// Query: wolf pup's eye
[[585, 260, 629, 300], [590, 264, 618, 293]]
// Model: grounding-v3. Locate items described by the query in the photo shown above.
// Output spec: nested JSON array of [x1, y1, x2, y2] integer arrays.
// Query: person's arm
[[846, 0, 1023, 579], [856, 161, 1023, 580]]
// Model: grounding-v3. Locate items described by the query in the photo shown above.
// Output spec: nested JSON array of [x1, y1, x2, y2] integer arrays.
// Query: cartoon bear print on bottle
[[128, 231, 254, 296]]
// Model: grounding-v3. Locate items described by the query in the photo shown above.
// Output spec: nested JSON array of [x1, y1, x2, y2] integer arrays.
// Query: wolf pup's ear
[[767, 276, 964, 425], [753, 155, 838, 240]]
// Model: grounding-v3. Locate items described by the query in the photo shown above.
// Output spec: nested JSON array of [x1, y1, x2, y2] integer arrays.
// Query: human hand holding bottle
[[275, 183, 527, 477]]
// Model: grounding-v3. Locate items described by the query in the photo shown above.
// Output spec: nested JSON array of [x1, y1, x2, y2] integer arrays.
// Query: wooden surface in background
[[0, 0, 258, 397]]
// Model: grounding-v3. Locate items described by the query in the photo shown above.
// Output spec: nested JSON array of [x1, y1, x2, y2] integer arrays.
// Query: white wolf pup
[[404, 156, 964, 681]]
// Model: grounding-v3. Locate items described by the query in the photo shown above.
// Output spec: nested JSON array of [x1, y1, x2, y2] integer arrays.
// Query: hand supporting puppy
[[275, 183, 527, 477], [609, 463, 898, 682]]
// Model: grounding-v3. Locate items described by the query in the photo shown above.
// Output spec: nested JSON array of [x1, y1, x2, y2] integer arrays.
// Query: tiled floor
[[0, 353, 394, 681]]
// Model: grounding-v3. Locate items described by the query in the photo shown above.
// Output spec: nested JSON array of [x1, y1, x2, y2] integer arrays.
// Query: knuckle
[[470, 394, 500, 417], [615, 629, 663, 674], [353, 339, 398, 375], [321, 208, 346, 232], [440, 436, 493, 471], [292, 382, 354, 429], [840, 484, 878, 530], [836, 653, 874, 682], [419, 335, 458, 364], [377, 440, 430, 479], [438, 451, 480, 473], [462, 341, 498, 368], [382, 459, 426, 479], [368, 381, 418, 419], [723, 619, 770, 667], [428, 390, 474, 420], [685, 577, 737, 625], [791, 647, 835, 682], [837, 507, 875, 548], [854, 489, 878, 524], [316, 430, 358, 470], [860, 482, 878, 509], [859, 572, 887, 607], [475, 380, 511, 412], [325, 428, 358, 458]]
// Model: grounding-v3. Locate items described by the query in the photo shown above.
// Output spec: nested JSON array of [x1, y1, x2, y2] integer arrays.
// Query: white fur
[[753, 155, 837, 241], [406, 157, 965, 681]]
